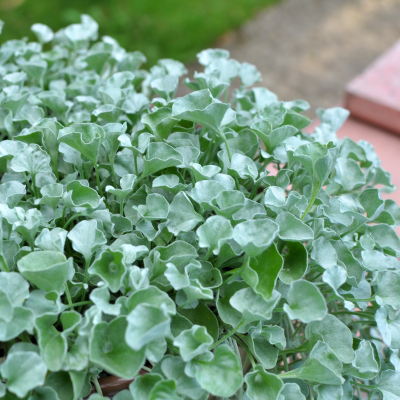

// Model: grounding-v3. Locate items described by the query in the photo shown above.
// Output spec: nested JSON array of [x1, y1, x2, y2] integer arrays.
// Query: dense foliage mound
[[0, 15, 400, 400]]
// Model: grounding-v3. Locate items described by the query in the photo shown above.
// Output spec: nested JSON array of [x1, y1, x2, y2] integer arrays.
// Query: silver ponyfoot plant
[[0, 15, 399, 400]]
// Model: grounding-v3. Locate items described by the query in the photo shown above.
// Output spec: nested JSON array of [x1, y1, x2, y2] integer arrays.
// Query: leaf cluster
[[0, 16, 399, 400]]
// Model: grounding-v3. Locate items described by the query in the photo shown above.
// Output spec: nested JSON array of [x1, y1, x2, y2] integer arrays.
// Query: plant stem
[[65, 283, 74, 309], [66, 301, 93, 309], [63, 211, 85, 229], [350, 381, 376, 390], [300, 184, 319, 220], [233, 334, 256, 369], [211, 322, 246, 350], [219, 255, 249, 288], [367, 389, 376, 400], [23, 172, 35, 197], [91, 376, 103, 396], [219, 130, 232, 162], [94, 164, 105, 198]]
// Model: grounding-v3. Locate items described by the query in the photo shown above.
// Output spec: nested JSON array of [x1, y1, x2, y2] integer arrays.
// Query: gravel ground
[[184, 0, 400, 115]]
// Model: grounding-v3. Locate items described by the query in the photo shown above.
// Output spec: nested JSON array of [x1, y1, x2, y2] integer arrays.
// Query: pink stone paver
[[345, 39, 400, 135]]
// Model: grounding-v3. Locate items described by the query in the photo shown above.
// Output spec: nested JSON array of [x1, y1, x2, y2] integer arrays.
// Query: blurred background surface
[[2, 0, 400, 112], [0, 0, 280, 66]]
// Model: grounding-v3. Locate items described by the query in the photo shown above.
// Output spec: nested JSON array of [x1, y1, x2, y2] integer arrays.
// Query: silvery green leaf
[[142, 107, 179, 142], [186, 345, 242, 397], [377, 370, 400, 400], [20, 58, 47, 85], [226, 128, 258, 158], [134, 193, 169, 221], [93, 104, 123, 123], [197, 49, 230, 66], [241, 329, 279, 369], [64, 14, 98, 43], [167, 192, 204, 236], [89, 316, 145, 379], [125, 285, 176, 316], [35, 183, 63, 209], [151, 75, 179, 101], [210, 190, 246, 218], [362, 249, 400, 271], [205, 58, 240, 83], [334, 157, 365, 191], [160, 356, 206, 400], [10, 143, 52, 177], [143, 142, 183, 177], [59, 143, 83, 168], [232, 198, 266, 222], [13, 208, 43, 249], [241, 244, 283, 301], [172, 89, 234, 133], [314, 384, 346, 400], [125, 303, 171, 351], [58, 123, 104, 164], [359, 188, 385, 219], [189, 180, 226, 210], [279, 383, 306, 400], [245, 365, 282, 400], [311, 237, 337, 269], [233, 218, 279, 257], [375, 271, 400, 309], [191, 163, 221, 181], [239, 62, 262, 88], [228, 153, 258, 181], [305, 314, 354, 363], [158, 58, 187, 77], [35, 228, 67, 252], [322, 265, 347, 295], [368, 224, 400, 254], [332, 240, 363, 285], [64, 180, 101, 209], [283, 341, 344, 385], [264, 186, 286, 209], [0, 181, 25, 208], [0, 271, 29, 309], [18, 251, 74, 293], [67, 220, 107, 263], [178, 302, 219, 342], [348, 339, 380, 379], [175, 145, 200, 168], [89, 286, 121, 316], [173, 325, 213, 362], [153, 174, 187, 194], [196, 215, 233, 256], [129, 373, 163, 400], [252, 122, 297, 153], [280, 242, 308, 284], [31, 23, 54, 44], [276, 211, 314, 241], [88, 248, 126, 293], [316, 107, 349, 131], [0, 346, 47, 398], [375, 307, 400, 349], [230, 287, 281, 323], [0, 305, 35, 341], [35, 312, 70, 371], [187, 72, 228, 98], [294, 142, 339, 214], [3, 72, 27, 86], [283, 280, 327, 323]]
